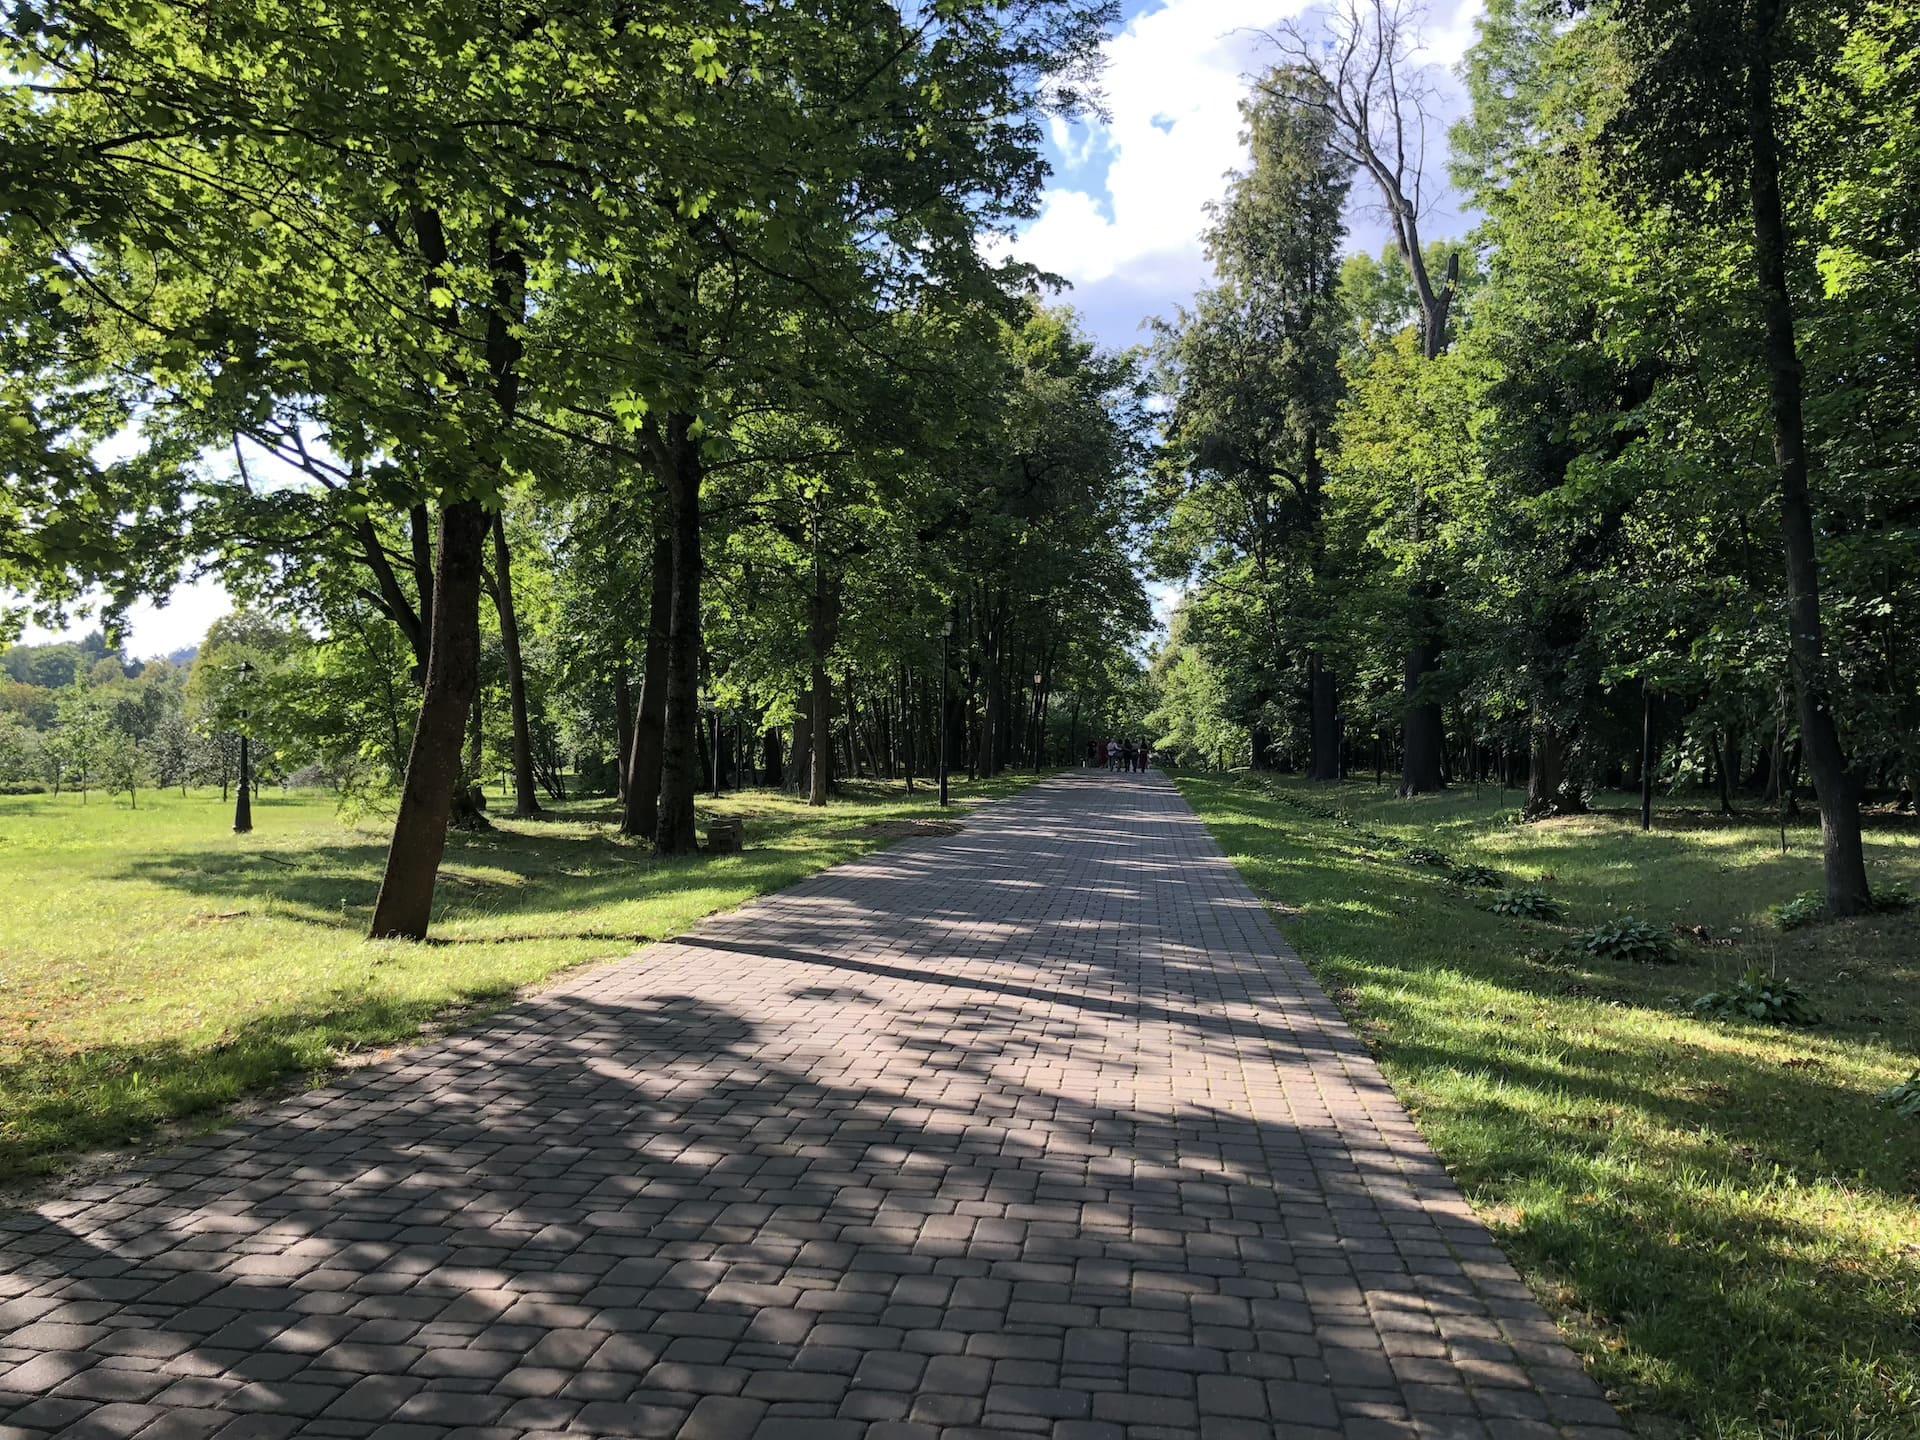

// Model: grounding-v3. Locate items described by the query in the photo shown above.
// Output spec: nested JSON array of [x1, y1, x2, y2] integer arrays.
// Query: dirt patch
[[852, 819, 965, 840]]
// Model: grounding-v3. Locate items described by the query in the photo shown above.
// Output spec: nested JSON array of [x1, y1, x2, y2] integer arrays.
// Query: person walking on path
[[1122, 737, 1137, 772]]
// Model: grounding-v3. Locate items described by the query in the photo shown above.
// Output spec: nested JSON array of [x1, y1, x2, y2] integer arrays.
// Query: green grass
[[1175, 772, 1920, 1440], [0, 775, 1032, 1181]]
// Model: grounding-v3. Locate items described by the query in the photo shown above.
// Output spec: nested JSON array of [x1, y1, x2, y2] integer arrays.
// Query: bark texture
[[653, 417, 703, 854], [1308, 653, 1340, 782], [369, 500, 488, 939], [1745, 3, 1871, 913], [489, 513, 541, 818], [620, 505, 674, 839]]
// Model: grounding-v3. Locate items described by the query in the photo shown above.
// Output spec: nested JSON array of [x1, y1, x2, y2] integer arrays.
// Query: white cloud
[[1014, 0, 1486, 329], [1015, 0, 1304, 288]]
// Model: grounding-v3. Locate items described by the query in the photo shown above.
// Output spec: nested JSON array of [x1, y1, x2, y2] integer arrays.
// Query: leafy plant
[[1879, 1072, 1920, 1120], [1773, 886, 1913, 932], [1871, 886, 1914, 915], [1403, 845, 1452, 868], [1489, 887, 1562, 921], [1577, 916, 1676, 963], [1772, 893, 1827, 930], [1451, 862, 1504, 889], [1691, 969, 1820, 1026]]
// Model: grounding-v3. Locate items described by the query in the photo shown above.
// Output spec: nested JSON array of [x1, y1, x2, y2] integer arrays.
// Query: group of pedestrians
[[1087, 736, 1151, 773]]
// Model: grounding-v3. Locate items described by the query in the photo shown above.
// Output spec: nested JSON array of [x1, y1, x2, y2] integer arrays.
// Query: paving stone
[[677, 1395, 768, 1439], [0, 775, 1622, 1440]]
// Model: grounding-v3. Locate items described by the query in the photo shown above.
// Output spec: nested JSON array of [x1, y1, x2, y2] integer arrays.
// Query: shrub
[[1879, 1071, 1920, 1119], [1773, 886, 1914, 931], [1772, 893, 1827, 930], [1490, 887, 1562, 921], [1451, 862, 1504, 889], [1871, 886, 1915, 915], [1577, 916, 1676, 963], [1403, 845, 1452, 868], [1691, 968, 1819, 1025]]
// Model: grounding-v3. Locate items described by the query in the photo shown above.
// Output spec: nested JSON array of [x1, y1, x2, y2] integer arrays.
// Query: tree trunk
[[488, 514, 541, 818], [1639, 681, 1655, 832], [620, 503, 674, 839], [807, 568, 841, 808], [1713, 729, 1737, 816], [762, 726, 784, 789], [1400, 626, 1446, 795], [1249, 724, 1274, 771], [1745, 5, 1871, 913], [1524, 712, 1587, 821], [790, 700, 811, 796], [1308, 653, 1339, 782], [653, 419, 702, 854], [369, 499, 488, 940], [614, 662, 635, 803]]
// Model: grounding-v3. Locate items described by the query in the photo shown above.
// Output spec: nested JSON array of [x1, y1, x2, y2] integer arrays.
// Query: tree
[[96, 727, 145, 809], [0, 716, 39, 785], [1604, 0, 1872, 911], [52, 676, 109, 800], [1155, 85, 1352, 779], [147, 709, 196, 794], [1264, 0, 1462, 793]]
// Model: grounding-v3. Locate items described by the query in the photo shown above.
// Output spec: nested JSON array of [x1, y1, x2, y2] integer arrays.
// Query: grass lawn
[[0, 774, 1032, 1182], [1175, 771, 1920, 1440]]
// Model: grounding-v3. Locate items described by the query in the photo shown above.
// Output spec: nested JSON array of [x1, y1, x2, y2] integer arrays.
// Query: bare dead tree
[[1260, 0, 1459, 794], [1260, 0, 1459, 360]]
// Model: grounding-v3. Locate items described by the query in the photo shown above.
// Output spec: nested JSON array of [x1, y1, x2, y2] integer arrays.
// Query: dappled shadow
[[1190, 780, 1920, 1196], [0, 771, 1619, 1439], [1177, 772, 1920, 1433], [0, 980, 1581, 1438]]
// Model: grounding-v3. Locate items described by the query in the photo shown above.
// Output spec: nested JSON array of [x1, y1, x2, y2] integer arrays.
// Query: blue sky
[[29, 0, 1485, 659], [1014, 0, 1483, 354]]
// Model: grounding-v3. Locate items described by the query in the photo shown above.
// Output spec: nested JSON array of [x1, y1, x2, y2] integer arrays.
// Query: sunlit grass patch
[[0, 774, 1036, 1180], [1177, 771, 1920, 1440]]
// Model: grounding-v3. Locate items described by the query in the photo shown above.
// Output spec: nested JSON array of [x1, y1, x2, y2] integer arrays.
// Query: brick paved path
[[1, 772, 1624, 1440]]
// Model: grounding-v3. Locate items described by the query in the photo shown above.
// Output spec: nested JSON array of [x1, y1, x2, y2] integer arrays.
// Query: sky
[[1014, 0, 1483, 353], [21, 0, 1485, 661]]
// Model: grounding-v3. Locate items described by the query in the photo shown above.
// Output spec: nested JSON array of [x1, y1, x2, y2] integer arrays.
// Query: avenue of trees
[[1148, 0, 1918, 916], [1, 0, 1153, 938], [7, 0, 1915, 930]]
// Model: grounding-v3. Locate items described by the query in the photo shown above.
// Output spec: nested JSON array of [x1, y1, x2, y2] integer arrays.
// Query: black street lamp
[[938, 617, 952, 808], [702, 695, 721, 799], [233, 660, 256, 835]]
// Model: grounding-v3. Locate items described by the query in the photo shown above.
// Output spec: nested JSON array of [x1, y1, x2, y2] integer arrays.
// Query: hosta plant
[[1691, 968, 1819, 1025], [1879, 1072, 1920, 1119], [1771, 893, 1827, 930], [1490, 887, 1561, 921], [1451, 863, 1504, 889], [1403, 845, 1452, 868], [1871, 886, 1915, 915], [1773, 885, 1913, 932], [1577, 916, 1676, 963]]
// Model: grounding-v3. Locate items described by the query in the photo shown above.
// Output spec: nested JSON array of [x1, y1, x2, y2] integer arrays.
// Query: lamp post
[[938, 618, 952, 808], [1031, 670, 1045, 773], [705, 698, 721, 799], [233, 660, 255, 835]]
